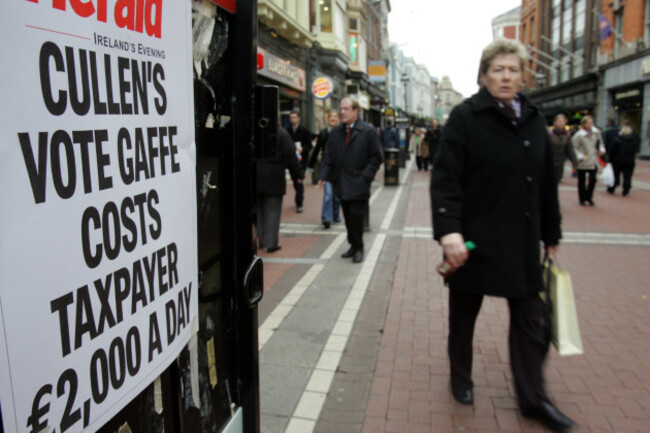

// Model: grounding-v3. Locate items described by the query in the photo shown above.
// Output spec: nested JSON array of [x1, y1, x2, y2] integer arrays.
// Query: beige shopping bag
[[542, 258, 584, 356]]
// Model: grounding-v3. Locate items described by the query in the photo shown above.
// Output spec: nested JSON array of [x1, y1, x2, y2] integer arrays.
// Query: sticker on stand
[[211, 0, 236, 14]]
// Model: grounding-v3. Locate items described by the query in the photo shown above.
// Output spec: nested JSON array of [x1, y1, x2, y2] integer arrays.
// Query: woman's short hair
[[620, 121, 633, 135], [479, 39, 528, 75], [580, 115, 593, 126], [553, 113, 567, 123]]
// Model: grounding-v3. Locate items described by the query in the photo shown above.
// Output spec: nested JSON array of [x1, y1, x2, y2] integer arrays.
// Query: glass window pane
[[334, 4, 344, 43], [320, 0, 332, 33]]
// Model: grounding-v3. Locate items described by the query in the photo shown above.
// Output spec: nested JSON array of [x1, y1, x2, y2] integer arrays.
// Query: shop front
[[529, 73, 598, 126], [256, 44, 307, 130], [598, 51, 650, 158]]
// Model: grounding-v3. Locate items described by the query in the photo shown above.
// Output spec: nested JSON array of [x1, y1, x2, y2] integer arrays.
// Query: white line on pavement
[[284, 158, 413, 432]]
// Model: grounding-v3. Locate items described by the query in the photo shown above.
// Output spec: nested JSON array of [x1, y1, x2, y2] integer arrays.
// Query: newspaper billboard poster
[[0, 1, 198, 432]]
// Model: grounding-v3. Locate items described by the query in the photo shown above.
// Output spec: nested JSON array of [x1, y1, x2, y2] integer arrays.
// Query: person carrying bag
[[542, 256, 583, 356]]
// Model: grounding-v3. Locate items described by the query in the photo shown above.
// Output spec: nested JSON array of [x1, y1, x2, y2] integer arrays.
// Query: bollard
[[384, 148, 400, 186]]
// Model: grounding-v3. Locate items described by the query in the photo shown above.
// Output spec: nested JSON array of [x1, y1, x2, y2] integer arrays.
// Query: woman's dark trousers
[[612, 162, 635, 195], [577, 168, 597, 202], [448, 290, 550, 409]]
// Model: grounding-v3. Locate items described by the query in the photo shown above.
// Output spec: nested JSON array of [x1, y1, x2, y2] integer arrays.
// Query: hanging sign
[[0, 1, 198, 432], [312, 77, 334, 100]]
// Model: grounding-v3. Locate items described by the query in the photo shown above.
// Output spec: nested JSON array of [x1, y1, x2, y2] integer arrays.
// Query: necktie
[[345, 125, 351, 145]]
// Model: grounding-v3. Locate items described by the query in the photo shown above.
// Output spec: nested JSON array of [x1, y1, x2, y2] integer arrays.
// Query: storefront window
[[320, 0, 332, 33], [560, 56, 570, 82], [551, 14, 560, 51], [574, 0, 585, 38], [572, 48, 584, 77], [562, 5, 573, 51]]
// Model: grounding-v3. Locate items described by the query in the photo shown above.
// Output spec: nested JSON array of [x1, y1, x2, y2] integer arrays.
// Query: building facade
[[493, 5, 521, 40], [256, 0, 393, 133], [438, 76, 464, 122], [597, 0, 650, 158], [519, 0, 650, 158], [257, 0, 314, 130]]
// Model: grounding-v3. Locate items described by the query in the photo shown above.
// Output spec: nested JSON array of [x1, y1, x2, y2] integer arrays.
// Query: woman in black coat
[[430, 39, 573, 432], [256, 126, 303, 252], [607, 122, 640, 196]]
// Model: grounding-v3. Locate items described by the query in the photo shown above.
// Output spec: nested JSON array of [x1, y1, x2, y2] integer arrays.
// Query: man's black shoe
[[352, 250, 364, 263], [521, 401, 575, 431], [451, 386, 473, 405], [341, 247, 356, 258], [323, 221, 331, 229], [266, 245, 282, 253], [587, 200, 595, 206]]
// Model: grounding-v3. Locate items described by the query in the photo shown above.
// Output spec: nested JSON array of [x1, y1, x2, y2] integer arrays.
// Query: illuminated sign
[[349, 33, 358, 63], [312, 77, 334, 100]]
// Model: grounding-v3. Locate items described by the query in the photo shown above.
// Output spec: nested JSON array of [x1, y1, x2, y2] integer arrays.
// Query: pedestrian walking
[[418, 128, 430, 171], [381, 119, 399, 149], [257, 126, 303, 253], [571, 115, 604, 206], [549, 113, 576, 184], [410, 127, 424, 170], [607, 121, 640, 196], [424, 118, 443, 169], [319, 97, 383, 263], [288, 109, 313, 213], [309, 109, 342, 228], [603, 117, 620, 155], [430, 39, 575, 432]]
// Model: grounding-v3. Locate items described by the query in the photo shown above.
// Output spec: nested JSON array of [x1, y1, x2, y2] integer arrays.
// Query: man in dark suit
[[318, 97, 383, 263], [288, 109, 313, 213]]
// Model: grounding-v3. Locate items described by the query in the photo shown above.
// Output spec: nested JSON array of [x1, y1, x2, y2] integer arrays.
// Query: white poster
[[0, 1, 198, 432]]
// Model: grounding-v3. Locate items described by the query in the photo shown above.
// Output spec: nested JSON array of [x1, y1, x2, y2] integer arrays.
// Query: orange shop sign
[[312, 77, 333, 100]]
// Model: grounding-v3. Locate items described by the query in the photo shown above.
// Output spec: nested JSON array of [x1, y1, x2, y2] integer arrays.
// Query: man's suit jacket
[[319, 119, 383, 201]]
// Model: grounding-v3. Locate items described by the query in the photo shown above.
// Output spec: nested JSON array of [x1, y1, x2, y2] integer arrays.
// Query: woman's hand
[[545, 244, 559, 259], [440, 233, 469, 268]]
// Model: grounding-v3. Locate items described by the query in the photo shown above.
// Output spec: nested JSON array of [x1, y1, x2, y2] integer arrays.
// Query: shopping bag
[[541, 258, 583, 356], [599, 162, 615, 187]]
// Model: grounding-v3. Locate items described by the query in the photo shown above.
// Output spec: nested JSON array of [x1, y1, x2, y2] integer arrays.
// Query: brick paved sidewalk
[[315, 163, 650, 433]]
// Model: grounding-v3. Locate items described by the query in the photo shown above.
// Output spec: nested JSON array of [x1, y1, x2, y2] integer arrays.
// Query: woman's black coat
[[319, 119, 383, 201], [609, 133, 640, 164], [431, 87, 561, 298], [257, 127, 303, 196]]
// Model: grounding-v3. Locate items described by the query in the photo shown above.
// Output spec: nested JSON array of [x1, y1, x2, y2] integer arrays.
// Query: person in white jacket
[[571, 116, 604, 206]]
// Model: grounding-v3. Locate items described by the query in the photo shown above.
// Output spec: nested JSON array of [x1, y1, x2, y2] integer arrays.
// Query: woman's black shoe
[[451, 386, 473, 405], [521, 401, 575, 431]]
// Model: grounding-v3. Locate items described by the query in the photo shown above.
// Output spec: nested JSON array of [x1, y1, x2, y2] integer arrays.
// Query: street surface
[[257, 157, 650, 433]]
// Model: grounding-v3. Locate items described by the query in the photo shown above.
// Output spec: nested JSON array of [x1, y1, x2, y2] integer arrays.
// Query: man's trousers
[[340, 199, 365, 252]]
